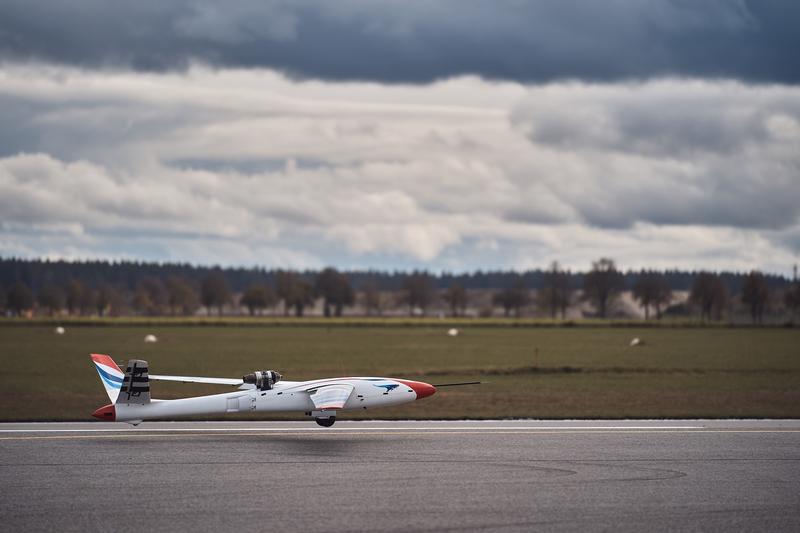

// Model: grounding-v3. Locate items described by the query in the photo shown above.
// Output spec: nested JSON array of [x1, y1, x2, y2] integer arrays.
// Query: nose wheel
[[315, 416, 336, 427]]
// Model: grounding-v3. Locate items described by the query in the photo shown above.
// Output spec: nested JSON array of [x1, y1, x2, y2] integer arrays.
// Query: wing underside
[[308, 384, 354, 411]]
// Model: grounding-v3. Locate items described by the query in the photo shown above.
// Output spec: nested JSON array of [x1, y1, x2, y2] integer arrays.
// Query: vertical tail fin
[[90, 354, 123, 404]]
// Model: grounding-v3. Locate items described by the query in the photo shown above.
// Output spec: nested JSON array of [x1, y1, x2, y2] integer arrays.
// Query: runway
[[1, 420, 799, 532]]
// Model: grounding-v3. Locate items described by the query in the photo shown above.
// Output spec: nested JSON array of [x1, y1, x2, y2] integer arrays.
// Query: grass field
[[0, 316, 765, 327], [1, 324, 798, 420]]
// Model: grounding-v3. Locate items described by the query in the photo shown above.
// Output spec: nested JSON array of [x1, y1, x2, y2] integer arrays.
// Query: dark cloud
[[510, 79, 800, 231], [1, 0, 799, 83], [0, 98, 43, 157], [513, 81, 800, 157]]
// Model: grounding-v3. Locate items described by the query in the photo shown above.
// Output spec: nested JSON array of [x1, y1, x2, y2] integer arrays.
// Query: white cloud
[[0, 65, 797, 274]]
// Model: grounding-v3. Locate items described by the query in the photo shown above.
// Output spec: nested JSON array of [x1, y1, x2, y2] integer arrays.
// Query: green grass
[[0, 315, 763, 328], [1, 325, 798, 420]]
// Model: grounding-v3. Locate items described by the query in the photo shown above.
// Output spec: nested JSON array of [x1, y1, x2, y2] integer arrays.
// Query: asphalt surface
[[1, 420, 799, 532]]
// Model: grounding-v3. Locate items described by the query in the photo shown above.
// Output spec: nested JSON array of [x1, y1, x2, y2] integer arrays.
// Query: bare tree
[[96, 283, 123, 317], [276, 271, 314, 316], [133, 277, 167, 316], [200, 271, 231, 316], [65, 279, 98, 316], [65, 279, 85, 315], [275, 271, 295, 316], [289, 280, 314, 317], [539, 261, 571, 319], [443, 283, 468, 317], [37, 284, 65, 316], [401, 272, 436, 316], [362, 280, 383, 316], [493, 279, 530, 318], [785, 282, 800, 321], [81, 287, 97, 316], [632, 271, 673, 320], [241, 284, 277, 316], [690, 272, 728, 321], [314, 267, 355, 317], [166, 276, 198, 316], [95, 284, 110, 317], [7, 282, 34, 316], [275, 271, 314, 316], [741, 271, 770, 324], [582, 258, 625, 318]]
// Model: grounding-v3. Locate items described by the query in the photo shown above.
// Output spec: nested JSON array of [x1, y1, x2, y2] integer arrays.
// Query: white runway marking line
[[0, 425, 704, 433], [2, 429, 800, 442]]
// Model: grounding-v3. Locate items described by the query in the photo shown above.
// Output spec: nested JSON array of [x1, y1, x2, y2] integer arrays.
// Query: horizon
[[1, 255, 794, 281]]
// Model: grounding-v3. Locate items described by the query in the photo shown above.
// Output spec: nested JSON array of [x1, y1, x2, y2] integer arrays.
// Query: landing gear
[[315, 416, 336, 427]]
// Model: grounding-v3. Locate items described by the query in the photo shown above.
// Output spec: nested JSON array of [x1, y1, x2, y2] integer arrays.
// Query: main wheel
[[315, 416, 336, 427]]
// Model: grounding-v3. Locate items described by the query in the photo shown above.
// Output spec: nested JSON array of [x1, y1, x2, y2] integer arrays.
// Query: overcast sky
[[1, 1, 798, 275]]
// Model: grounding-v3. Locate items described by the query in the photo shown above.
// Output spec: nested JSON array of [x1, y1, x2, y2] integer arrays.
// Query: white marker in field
[[54, 327, 65, 335], [144, 334, 158, 343], [447, 328, 459, 337]]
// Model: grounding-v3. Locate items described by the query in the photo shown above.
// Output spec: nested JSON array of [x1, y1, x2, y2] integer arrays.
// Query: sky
[[0, 0, 798, 275]]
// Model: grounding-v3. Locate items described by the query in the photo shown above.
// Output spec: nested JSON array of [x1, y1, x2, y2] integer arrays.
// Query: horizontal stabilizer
[[149, 374, 244, 386]]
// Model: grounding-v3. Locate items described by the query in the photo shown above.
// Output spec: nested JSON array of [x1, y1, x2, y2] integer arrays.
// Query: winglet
[[90, 354, 123, 404]]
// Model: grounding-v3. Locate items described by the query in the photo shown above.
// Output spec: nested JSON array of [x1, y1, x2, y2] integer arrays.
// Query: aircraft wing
[[308, 384, 354, 411], [149, 374, 244, 386]]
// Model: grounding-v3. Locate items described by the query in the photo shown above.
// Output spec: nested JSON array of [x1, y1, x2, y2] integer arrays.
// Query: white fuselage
[[113, 377, 427, 423]]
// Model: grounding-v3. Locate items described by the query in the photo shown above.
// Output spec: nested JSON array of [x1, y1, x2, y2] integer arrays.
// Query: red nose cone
[[397, 379, 437, 400], [92, 404, 116, 421]]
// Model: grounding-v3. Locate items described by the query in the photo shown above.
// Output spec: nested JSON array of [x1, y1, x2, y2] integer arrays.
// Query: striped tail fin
[[90, 354, 123, 404]]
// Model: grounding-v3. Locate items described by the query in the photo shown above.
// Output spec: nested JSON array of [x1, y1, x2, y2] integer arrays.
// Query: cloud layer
[[1, 0, 799, 83], [0, 66, 797, 273]]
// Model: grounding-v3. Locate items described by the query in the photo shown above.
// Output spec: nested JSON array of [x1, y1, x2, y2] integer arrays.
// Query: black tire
[[315, 416, 336, 427]]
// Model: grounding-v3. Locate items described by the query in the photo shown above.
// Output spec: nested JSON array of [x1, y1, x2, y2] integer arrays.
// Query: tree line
[[3, 257, 790, 293], [1, 257, 798, 323]]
